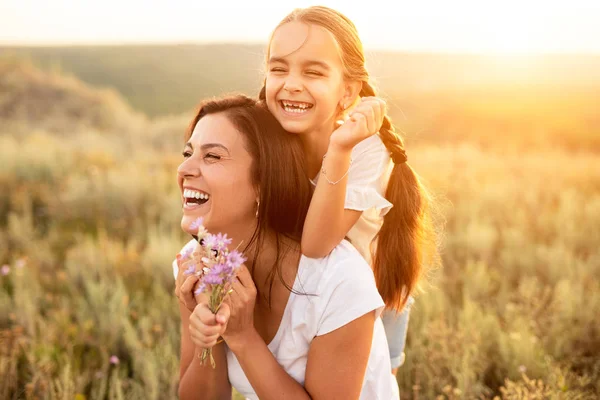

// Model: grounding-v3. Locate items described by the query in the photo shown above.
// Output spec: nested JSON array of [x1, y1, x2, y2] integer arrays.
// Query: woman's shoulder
[[297, 240, 384, 336], [298, 240, 378, 293]]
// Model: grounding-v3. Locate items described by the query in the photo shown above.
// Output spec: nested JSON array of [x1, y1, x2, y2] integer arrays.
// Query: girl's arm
[[301, 145, 361, 258], [302, 97, 386, 258]]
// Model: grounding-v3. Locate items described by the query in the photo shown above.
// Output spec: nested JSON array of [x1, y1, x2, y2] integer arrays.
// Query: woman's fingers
[[179, 275, 199, 311], [234, 264, 253, 288], [216, 302, 230, 325]]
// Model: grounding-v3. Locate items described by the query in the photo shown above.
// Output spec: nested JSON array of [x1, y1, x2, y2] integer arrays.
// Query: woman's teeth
[[183, 189, 210, 204]]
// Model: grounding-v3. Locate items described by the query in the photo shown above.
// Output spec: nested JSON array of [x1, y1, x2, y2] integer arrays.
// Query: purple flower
[[203, 272, 224, 285], [518, 365, 527, 373], [184, 263, 196, 276], [226, 251, 246, 269], [1, 265, 9, 276], [202, 234, 218, 250], [194, 283, 206, 295], [109, 355, 120, 365], [189, 217, 204, 231], [213, 233, 232, 252]]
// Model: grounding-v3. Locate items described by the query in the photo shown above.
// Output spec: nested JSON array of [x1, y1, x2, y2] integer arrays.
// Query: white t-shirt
[[311, 134, 393, 264], [173, 239, 398, 400]]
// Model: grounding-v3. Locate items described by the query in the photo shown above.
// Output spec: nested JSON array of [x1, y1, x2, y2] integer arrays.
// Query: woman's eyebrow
[[200, 143, 230, 155]]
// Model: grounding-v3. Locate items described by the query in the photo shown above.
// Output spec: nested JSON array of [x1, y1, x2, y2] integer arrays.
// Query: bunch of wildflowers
[[179, 217, 246, 368]]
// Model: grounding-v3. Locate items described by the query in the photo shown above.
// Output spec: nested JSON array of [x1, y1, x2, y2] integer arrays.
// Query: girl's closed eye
[[306, 70, 324, 77], [270, 67, 287, 73]]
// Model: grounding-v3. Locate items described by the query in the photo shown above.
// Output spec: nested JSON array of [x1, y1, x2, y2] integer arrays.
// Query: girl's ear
[[340, 80, 362, 110]]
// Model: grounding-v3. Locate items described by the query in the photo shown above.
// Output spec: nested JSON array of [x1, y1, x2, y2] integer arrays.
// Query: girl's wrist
[[327, 139, 354, 156]]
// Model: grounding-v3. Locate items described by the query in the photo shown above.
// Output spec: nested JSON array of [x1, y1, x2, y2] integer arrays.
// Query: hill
[[1, 45, 599, 150]]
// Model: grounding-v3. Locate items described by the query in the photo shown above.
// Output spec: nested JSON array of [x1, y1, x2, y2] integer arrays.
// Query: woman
[[174, 95, 398, 399]]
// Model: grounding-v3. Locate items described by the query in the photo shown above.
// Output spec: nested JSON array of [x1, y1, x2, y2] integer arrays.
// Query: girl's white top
[[311, 134, 393, 264], [173, 239, 398, 400]]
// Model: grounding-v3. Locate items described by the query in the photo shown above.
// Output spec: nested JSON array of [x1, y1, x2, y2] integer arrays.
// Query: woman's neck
[[241, 231, 301, 298]]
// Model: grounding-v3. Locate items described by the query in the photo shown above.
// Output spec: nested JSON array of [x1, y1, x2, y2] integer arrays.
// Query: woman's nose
[[177, 158, 200, 179]]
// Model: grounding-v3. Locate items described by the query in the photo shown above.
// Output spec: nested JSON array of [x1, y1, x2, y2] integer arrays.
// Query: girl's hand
[[330, 96, 386, 152], [189, 293, 228, 349], [220, 265, 257, 352]]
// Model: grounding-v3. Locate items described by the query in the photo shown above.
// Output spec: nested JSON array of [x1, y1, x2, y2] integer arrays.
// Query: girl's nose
[[283, 77, 303, 93]]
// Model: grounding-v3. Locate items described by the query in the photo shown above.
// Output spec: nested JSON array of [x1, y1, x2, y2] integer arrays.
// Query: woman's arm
[[230, 311, 375, 400], [305, 311, 376, 399], [178, 303, 232, 400], [229, 330, 312, 400]]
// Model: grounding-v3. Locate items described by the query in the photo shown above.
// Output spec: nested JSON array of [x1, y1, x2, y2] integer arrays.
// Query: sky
[[1, 0, 600, 54]]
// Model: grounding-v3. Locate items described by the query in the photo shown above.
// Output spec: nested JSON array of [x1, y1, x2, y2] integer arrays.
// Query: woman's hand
[[175, 250, 201, 313], [329, 96, 386, 152], [220, 265, 258, 352], [189, 293, 228, 349]]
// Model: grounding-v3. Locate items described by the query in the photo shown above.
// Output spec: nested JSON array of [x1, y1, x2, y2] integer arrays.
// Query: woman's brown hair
[[186, 94, 313, 303]]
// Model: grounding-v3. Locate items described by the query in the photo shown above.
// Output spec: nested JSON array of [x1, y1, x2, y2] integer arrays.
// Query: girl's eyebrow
[[268, 56, 330, 71], [268, 56, 288, 65], [303, 60, 330, 71]]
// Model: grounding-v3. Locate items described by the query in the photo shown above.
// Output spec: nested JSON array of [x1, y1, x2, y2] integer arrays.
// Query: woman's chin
[[181, 214, 205, 235]]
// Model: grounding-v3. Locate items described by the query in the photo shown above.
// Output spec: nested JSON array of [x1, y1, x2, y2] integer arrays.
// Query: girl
[[259, 6, 439, 375]]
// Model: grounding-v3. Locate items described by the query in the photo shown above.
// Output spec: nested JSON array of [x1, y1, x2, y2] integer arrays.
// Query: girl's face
[[177, 113, 257, 238], [265, 22, 352, 137]]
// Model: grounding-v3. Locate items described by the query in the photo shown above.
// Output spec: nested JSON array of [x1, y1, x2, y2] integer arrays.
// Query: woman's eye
[[182, 151, 192, 158], [204, 153, 221, 160]]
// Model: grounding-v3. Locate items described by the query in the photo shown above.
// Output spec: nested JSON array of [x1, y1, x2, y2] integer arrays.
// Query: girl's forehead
[[269, 21, 342, 64]]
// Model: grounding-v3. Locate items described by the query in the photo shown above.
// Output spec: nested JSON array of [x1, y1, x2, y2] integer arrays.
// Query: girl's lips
[[279, 101, 314, 118]]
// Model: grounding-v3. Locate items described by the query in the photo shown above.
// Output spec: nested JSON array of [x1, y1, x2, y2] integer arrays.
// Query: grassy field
[[1, 52, 599, 399]]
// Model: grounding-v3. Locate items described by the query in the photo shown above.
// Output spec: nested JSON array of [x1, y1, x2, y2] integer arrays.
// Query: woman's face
[[177, 112, 257, 237]]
